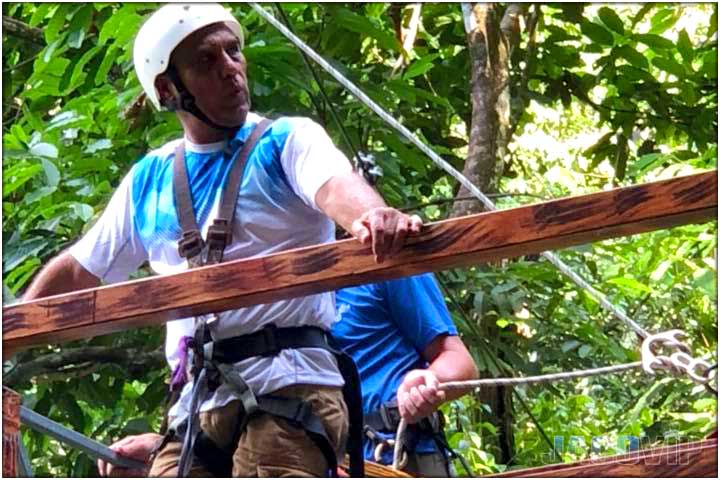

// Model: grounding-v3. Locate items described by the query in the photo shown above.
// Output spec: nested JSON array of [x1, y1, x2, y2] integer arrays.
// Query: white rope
[[441, 361, 643, 390], [250, 3, 650, 339]]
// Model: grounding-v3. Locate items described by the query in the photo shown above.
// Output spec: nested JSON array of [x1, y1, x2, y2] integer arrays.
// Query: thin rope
[[249, 3, 651, 340], [440, 361, 642, 390]]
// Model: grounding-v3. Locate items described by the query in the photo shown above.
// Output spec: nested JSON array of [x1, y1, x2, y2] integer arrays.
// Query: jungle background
[[2, 2, 717, 476]]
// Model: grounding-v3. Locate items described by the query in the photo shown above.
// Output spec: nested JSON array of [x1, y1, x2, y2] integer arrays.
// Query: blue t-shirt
[[332, 273, 457, 462]]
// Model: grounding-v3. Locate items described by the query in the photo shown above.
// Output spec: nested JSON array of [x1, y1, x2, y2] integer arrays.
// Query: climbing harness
[[170, 118, 364, 477], [364, 400, 473, 476]]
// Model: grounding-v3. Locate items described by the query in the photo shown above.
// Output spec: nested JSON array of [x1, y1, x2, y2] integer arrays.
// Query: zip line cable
[[249, 2, 651, 340]]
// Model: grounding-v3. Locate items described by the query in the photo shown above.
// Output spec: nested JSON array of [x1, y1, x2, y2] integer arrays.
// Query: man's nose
[[219, 51, 242, 77]]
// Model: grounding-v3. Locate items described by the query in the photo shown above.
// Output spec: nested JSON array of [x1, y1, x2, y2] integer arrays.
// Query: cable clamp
[[641, 329, 713, 384]]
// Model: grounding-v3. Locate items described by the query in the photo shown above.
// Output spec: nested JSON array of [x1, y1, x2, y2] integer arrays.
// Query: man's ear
[[154, 74, 177, 110]]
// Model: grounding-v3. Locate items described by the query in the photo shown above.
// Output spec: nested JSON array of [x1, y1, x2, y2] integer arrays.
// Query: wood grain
[[3, 171, 716, 352], [2, 387, 21, 477], [487, 438, 718, 477]]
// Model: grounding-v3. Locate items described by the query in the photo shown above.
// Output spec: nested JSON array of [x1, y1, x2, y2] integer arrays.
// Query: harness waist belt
[[365, 403, 441, 433], [208, 325, 331, 364]]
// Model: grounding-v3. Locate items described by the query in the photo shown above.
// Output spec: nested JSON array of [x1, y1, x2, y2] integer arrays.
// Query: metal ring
[[373, 440, 408, 469]]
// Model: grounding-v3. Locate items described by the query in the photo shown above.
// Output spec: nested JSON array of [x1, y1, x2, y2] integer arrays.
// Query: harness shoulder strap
[[173, 118, 274, 265]]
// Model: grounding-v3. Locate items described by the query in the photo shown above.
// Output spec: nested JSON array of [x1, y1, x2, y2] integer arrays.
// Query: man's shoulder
[[266, 115, 326, 138], [128, 138, 182, 188], [141, 138, 183, 163], [134, 138, 182, 172]]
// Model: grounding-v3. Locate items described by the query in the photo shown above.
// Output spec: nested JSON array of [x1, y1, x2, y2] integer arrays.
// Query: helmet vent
[[179, 19, 184, 24]]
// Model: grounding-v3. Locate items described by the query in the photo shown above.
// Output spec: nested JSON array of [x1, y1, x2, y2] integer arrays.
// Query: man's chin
[[213, 107, 250, 130]]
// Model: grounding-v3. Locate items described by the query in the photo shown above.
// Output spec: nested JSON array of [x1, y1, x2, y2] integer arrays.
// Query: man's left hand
[[351, 208, 422, 263], [397, 369, 446, 424]]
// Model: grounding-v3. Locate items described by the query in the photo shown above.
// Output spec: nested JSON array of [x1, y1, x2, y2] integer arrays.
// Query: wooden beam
[[487, 437, 717, 477], [2, 387, 21, 477], [3, 171, 716, 353]]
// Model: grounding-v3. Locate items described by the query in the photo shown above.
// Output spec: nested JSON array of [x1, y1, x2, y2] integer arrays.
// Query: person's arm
[[397, 334, 478, 423], [315, 170, 422, 263], [23, 251, 101, 301], [382, 274, 478, 423], [278, 118, 422, 263]]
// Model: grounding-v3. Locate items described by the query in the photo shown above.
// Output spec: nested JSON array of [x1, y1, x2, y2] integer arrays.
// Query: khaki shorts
[[149, 384, 348, 477]]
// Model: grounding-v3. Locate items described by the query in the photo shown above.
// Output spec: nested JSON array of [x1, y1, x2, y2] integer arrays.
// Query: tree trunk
[[452, 2, 526, 464], [451, 3, 521, 217]]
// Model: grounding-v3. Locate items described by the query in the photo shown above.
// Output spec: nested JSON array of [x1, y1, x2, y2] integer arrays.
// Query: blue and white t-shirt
[[331, 273, 458, 461], [69, 113, 353, 415]]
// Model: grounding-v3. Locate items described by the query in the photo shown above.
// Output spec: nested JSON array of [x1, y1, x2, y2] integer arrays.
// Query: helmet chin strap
[[165, 65, 241, 134]]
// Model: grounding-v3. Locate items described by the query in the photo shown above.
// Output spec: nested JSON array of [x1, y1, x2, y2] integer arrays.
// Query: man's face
[[171, 23, 250, 128]]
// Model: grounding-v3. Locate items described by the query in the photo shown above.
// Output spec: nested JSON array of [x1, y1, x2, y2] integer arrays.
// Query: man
[[24, 4, 422, 477], [333, 273, 478, 477]]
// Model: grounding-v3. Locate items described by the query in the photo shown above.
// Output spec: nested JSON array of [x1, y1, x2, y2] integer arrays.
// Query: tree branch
[[4, 346, 166, 386], [508, 4, 541, 140], [500, 3, 526, 57], [2, 15, 44, 46]]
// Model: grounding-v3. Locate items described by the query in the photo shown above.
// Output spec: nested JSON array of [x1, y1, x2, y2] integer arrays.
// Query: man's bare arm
[[23, 251, 101, 301], [315, 171, 422, 263], [397, 335, 479, 423]]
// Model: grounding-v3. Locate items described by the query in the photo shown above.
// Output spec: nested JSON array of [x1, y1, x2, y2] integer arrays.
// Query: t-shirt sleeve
[[68, 168, 148, 283], [383, 273, 458, 353], [279, 118, 353, 211]]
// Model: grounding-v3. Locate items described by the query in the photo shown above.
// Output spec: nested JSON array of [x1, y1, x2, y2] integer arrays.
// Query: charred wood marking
[[531, 198, 599, 228], [615, 185, 651, 216], [673, 174, 716, 205], [412, 222, 476, 254], [291, 246, 340, 275], [261, 257, 288, 282], [114, 281, 188, 313], [2, 311, 29, 333], [47, 294, 95, 328]]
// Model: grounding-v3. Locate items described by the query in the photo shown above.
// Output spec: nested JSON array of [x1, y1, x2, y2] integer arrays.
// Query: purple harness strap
[[170, 336, 193, 391]]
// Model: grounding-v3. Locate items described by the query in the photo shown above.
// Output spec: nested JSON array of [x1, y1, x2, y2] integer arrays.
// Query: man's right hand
[[97, 433, 162, 477]]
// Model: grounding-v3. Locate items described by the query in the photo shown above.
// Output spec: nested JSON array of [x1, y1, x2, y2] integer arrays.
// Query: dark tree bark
[[2, 15, 44, 46], [4, 346, 166, 386], [451, 3, 524, 218]]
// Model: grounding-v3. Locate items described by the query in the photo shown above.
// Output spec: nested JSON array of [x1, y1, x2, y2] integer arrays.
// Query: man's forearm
[[424, 335, 479, 401], [23, 251, 100, 301], [428, 349, 479, 401], [315, 171, 387, 233]]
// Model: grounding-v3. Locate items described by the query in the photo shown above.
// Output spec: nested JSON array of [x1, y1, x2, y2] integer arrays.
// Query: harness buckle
[[261, 324, 280, 357], [379, 404, 401, 431], [206, 219, 231, 264], [178, 229, 205, 260]]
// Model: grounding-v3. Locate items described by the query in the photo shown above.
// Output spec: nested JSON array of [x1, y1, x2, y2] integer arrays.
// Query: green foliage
[[2, 3, 716, 476]]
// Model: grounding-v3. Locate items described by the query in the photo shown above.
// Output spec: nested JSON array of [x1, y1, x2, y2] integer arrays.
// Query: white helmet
[[133, 3, 243, 110]]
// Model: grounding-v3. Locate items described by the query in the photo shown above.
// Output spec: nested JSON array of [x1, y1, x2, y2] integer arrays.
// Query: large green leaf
[[677, 29, 694, 65], [580, 20, 615, 46], [598, 7, 625, 35]]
